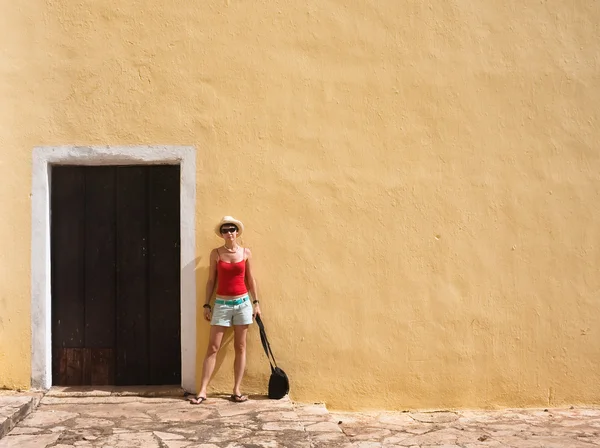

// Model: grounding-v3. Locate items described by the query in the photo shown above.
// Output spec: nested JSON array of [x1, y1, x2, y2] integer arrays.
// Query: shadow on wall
[[192, 257, 234, 389]]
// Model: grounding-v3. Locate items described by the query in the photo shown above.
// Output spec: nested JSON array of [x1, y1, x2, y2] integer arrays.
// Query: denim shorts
[[210, 294, 253, 327]]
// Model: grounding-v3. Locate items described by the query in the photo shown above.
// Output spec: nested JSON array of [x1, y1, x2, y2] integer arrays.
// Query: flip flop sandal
[[230, 394, 248, 403], [189, 396, 207, 405]]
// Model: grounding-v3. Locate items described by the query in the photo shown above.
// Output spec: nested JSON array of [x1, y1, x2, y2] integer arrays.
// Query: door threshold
[[46, 385, 184, 398]]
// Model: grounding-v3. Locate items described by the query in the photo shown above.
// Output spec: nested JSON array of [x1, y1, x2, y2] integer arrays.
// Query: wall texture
[[1, 0, 599, 410]]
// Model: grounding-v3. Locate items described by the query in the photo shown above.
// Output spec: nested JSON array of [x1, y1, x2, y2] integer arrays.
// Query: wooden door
[[51, 165, 181, 386]]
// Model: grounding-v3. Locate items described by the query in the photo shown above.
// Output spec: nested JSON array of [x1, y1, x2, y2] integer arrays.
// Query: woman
[[190, 216, 261, 404]]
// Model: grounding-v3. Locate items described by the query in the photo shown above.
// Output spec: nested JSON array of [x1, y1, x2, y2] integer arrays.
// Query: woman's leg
[[232, 324, 249, 399], [196, 325, 227, 400]]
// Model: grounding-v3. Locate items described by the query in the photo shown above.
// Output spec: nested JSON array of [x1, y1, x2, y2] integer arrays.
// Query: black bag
[[255, 316, 290, 399]]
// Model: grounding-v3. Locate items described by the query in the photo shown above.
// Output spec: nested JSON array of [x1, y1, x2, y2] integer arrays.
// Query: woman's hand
[[253, 302, 262, 319], [203, 306, 212, 322]]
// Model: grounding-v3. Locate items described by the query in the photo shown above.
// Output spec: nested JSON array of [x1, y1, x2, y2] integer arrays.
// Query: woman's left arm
[[245, 248, 261, 318]]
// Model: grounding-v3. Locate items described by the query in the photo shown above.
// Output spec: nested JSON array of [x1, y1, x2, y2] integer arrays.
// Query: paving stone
[[270, 439, 311, 448], [329, 412, 365, 425], [399, 427, 463, 446], [163, 442, 193, 448], [154, 407, 215, 422], [305, 421, 343, 432], [111, 417, 157, 431], [262, 421, 305, 431], [381, 433, 413, 445], [103, 431, 162, 447], [378, 413, 415, 427], [3, 391, 600, 447], [204, 415, 261, 429], [485, 421, 530, 433], [46, 385, 182, 398], [403, 425, 434, 435], [155, 430, 187, 440], [20, 410, 78, 427], [79, 405, 151, 420], [256, 411, 299, 421], [296, 415, 332, 424], [342, 425, 391, 438], [458, 411, 503, 423], [217, 405, 259, 417], [342, 442, 383, 448], [294, 404, 329, 416], [45, 387, 113, 398], [454, 430, 494, 445], [0, 397, 34, 418], [310, 431, 348, 443], [112, 427, 135, 433], [41, 396, 177, 405], [421, 445, 462, 448], [351, 428, 393, 441], [168, 427, 198, 434], [7, 426, 42, 435], [410, 411, 459, 423], [73, 417, 115, 428], [250, 430, 294, 438], [235, 435, 280, 447], [491, 435, 548, 447], [463, 442, 505, 448], [578, 410, 600, 417], [0, 433, 60, 448], [206, 426, 254, 442]]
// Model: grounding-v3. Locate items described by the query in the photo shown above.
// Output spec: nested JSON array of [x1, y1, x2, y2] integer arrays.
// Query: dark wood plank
[[84, 167, 116, 351], [115, 166, 149, 385], [82, 348, 92, 385], [58, 348, 84, 386], [90, 349, 115, 385], [58, 349, 68, 386], [148, 166, 181, 385], [51, 166, 86, 385], [67, 348, 84, 385]]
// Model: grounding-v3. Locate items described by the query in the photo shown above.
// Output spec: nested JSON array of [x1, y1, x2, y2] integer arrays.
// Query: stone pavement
[[0, 390, 43, 440], [1, 388, 599, 447]]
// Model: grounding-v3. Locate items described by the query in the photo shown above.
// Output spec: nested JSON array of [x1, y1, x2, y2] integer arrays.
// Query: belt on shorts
[[215, 296, 249, 306]]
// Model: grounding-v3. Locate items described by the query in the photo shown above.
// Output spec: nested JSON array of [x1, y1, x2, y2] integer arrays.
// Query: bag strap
[[255, 316, 278, 372]]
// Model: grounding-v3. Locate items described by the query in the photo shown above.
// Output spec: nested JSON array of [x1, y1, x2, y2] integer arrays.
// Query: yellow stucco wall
[[1, 0, 599, 410]]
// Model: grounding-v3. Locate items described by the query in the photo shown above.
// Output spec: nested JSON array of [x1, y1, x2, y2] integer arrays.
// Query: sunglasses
[[220, 227, 238, 234]]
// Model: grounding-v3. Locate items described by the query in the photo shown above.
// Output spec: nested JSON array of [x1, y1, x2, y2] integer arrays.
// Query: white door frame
[[31, 146, 196, 392]]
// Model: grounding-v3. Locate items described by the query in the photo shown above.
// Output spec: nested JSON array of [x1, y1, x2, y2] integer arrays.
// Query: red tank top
[[216, 248, 248, 296]]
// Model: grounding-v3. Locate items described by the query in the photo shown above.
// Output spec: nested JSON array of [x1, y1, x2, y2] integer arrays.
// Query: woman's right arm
[[204, 249, 218, 321]]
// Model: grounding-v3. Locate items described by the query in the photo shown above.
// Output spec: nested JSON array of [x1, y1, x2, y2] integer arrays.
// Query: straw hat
[[214, 216, 244, 237]]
